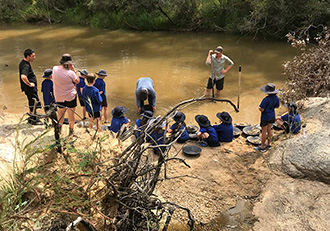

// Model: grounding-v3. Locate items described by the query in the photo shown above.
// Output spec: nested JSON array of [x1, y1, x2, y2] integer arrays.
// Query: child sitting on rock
[[275, 102, 301, 134]]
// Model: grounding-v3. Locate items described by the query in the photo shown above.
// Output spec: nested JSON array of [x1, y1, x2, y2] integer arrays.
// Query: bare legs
[[261, 124, 272, 149], [204, 88, 221, 97], [57, 107, 76, 134]]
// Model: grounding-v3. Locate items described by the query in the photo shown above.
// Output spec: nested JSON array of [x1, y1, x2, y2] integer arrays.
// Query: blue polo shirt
[[170, 123, 190, 142], [94, 78, 107, 101], [213, 123, 234, 142], [281, 113, 301, 134], [259, 94, 280, 121], [41, 79, 54, 106], [109, 116, 129, 133], [199, 126, 219, 146], [76, 76, 86, 97], [82, 86, 102, 113]]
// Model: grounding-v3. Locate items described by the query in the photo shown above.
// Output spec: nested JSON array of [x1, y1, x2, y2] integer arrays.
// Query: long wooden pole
[[237, 65, 241, 109]]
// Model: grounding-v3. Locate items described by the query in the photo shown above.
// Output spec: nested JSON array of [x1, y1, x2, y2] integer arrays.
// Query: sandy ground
[[0, 110, 311, 230]]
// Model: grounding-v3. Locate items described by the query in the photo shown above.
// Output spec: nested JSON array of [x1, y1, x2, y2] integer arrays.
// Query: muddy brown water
[[0, 24, 300, 125]]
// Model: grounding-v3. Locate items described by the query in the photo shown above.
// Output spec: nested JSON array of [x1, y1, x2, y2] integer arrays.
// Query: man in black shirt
[[19, 48, 42, 124]]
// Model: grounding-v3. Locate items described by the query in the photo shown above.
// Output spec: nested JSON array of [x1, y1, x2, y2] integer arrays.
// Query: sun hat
[[173, 111, 186, 123], [216, 111, 232, 124], [214, 46, 223, 53], [284, 102, 298, 114], [59, 54, 73, 65], [79, 69, 89, 76], [112, 106, 128, 118], [141, 110, 154, 119], [260, 83, 280, 94], [42, 69, 52, 78], [195, 115, 211, 128], [96, 69, 107, 76]]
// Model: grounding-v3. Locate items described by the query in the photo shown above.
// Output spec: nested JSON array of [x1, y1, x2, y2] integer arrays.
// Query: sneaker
[[254, 146, 266, 152], [266, 145, 272, 150]]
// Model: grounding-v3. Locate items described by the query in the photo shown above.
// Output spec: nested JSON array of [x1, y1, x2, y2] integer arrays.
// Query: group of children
[[41, 70, 302, 152]]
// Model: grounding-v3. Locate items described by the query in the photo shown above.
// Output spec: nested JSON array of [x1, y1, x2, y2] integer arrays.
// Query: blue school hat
[[79, 69, 89, 76], [42, 69, 52, 78], [260, 83, 280, 94], [173, 111, 186, 123], [96, 69, 107, 76], [112, 106, 127, 118], [216, 111, 232, 124], [195, 115, 211, 128]]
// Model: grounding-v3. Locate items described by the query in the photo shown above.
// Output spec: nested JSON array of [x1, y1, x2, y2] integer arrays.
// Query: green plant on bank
[[0, 116, 109, 230]]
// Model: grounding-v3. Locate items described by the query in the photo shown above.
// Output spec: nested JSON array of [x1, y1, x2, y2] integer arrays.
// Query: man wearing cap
[[77, 69, 88, 120], [135, 77, 156, 113], [19, 48, 42, 125], [205, 46, 234, 97]]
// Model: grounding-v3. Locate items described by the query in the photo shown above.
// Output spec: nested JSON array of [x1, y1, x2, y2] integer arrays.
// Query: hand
[[209, 50, 213, 54], [220, 70, 227, 74], [29, 83, 35, 87], [152, 106, 156, 112], [138, 108, 141, 113]]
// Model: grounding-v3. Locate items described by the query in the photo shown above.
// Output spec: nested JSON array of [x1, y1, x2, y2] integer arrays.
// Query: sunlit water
[[0, 24, 300, 125]]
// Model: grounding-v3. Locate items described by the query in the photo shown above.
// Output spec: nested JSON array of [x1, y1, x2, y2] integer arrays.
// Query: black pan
[[186, 125, 198, 134], [246, 136, 261, 145], [234, 122, 251, 130], [182, 145, 202, 156], [272, 123, 283, 131], [233, 127, 242, 138], [243, 126, 261, 136]]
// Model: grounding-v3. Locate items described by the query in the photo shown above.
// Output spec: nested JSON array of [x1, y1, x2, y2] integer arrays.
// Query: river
[[0, 24, 300, 125]]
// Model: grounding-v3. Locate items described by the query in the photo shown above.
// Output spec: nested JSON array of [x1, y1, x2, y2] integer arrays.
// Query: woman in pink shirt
[[52, 54, 79, 135]]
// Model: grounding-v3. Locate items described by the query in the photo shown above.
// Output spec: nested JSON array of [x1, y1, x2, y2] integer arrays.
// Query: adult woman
[[52, 54, 79, 135]]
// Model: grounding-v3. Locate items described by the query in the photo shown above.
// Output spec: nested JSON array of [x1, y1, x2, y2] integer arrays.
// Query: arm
[[258, 107, 264, 112], [220, 56, 234, 74], [205, 50, 213, 65], [69, 64, 79, 84], [21, 74, 35, 88]]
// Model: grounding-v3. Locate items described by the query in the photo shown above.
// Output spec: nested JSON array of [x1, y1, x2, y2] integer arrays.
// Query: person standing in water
[[205, 46, 234, 97]]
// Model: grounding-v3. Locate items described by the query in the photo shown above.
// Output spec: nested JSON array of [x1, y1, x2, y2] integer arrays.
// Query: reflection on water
[[0, 24, 300, 125]]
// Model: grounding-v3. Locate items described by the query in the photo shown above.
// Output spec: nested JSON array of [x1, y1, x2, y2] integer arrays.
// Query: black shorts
[[88, 111, 101, 119], [57, 97, 77, 109], [206, 77, 224, 90], [101, 100, 108, 107], [24, 90, 41, 111], [260, 119, 275, 127], [78, 96, 85, 106]]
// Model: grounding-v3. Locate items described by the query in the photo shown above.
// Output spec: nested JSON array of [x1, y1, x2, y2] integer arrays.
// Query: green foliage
[[1, 0, 330, 39]]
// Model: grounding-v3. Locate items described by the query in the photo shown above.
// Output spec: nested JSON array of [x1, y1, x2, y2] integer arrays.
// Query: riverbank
[[0, 97, 329, 230]]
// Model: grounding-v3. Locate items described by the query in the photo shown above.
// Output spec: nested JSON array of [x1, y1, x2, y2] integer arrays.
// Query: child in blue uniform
[[135, 110, 154, 138], [276, 102, 301, 134], [82, 74, 103, 131], [77, 69, 88, 120], [41, 69, 55, 113], [255, 83, 280, 152], [167, 111, 189, 143], [213, 111, 234, 142], [109, 106, 130, 133], [95, 69, 109, 123], [195, 115, 220, 147]]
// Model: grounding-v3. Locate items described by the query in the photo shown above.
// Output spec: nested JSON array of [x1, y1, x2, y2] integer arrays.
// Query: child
[[254, 83, 280, 152], [213, 111, 234, 142], [109, 106, 130, 133], [167, 111, 189, 143], [77, 69, 88, 120], [195, 115, 220, 147], [149, 118, 166, 155], [135, 110, 154, 138], [82, 74, 103, 131], [275, 102, 301, 134], [41, 68, 55, 113], [95, 69, 109, 123]]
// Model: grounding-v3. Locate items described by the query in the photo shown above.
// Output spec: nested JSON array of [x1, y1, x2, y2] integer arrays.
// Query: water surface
[[0, 24, 300, 125]]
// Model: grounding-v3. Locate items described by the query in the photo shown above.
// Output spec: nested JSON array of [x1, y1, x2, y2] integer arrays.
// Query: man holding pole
[[204, 46, 234, 97]]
